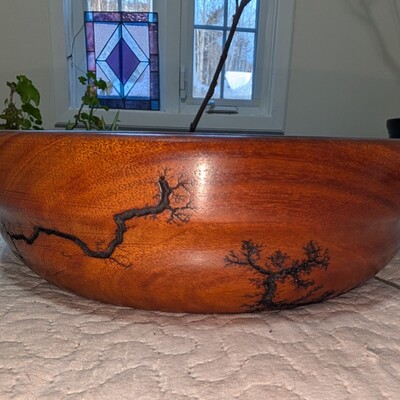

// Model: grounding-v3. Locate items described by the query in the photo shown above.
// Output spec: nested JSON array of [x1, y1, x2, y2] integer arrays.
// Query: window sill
[[54, 108, 285, 133]]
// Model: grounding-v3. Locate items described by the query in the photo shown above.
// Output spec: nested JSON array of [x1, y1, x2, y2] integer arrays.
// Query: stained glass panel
[[84, 11, 160, 110]]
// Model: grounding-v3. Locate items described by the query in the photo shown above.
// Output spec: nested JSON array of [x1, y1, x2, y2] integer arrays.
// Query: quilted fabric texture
[[0, 237, 399, 400]]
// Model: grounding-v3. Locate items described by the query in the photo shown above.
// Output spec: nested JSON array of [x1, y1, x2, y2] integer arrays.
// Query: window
[[50, 0, 294, 132]]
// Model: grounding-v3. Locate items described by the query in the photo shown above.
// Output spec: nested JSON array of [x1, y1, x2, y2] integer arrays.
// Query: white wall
[[1, 0, 399, 137], [0, 1, 56, 129], [285, 0, 400, 137]]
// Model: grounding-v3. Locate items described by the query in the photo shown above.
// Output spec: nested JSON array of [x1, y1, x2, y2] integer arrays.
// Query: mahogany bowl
[[1, 131, 400, 313]]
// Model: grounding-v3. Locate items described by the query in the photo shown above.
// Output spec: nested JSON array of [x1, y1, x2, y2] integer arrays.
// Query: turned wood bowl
[[1, 131, 400, 313]]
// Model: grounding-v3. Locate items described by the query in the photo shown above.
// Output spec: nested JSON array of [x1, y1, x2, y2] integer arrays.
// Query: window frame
[[49, 0, 294, 132]]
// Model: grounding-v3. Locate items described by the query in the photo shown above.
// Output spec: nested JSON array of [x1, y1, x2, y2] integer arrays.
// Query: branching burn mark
[[225, 240, 333, 310], [2, 175, 193, 263]]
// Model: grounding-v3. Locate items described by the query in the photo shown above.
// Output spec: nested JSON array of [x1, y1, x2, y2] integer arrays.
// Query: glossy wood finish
[[1, 131, 400, 313]]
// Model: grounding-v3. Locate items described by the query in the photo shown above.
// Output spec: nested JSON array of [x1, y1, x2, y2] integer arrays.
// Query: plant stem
[[68, 101, 85, 130], [189, 0, 252, 132], [88, 102, 95, 130], [8, 86, 15, 105]]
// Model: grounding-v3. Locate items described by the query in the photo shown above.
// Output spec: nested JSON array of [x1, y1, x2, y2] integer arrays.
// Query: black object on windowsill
[[387, 118, 400, 138]]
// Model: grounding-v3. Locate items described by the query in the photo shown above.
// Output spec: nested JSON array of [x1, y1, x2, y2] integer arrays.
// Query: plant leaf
[[15, 75, 40, 106], [21, 103, 43, 122]]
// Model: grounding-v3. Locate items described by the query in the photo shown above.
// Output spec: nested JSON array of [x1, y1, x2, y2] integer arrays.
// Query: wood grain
[[1, 131, 400, 313]]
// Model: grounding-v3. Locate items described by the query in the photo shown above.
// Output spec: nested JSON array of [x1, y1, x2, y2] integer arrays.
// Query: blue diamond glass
[[84, 12, 160, 111]]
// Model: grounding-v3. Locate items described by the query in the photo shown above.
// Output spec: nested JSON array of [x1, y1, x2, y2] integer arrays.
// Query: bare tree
[[225, 240, 332, 310]]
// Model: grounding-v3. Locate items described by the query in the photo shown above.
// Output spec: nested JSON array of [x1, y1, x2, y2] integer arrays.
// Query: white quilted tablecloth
[[1, 237, 399, 400]]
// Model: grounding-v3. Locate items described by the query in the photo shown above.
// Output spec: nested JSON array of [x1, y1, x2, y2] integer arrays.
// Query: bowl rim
[[0, 129, 395, 143]]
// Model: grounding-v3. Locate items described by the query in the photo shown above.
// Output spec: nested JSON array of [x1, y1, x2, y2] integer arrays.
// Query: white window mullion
[[69, 1, 87, 109], [154, 0, 181, 114]]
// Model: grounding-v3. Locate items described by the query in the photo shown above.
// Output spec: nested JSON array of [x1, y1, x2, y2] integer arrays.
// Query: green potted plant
[[66, 71, 119, 131], [0, 75, 43, 130], [0, 72, 119, 132]]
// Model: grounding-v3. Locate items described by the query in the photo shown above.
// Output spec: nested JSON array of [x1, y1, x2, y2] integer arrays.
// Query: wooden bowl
[[1, 131, 400, 313]]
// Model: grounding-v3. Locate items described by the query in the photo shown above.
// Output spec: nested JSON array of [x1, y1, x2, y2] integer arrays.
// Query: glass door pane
[[87, 0, 152, 12], [193, 29, 223, 98], [192, 0, 258, 100]]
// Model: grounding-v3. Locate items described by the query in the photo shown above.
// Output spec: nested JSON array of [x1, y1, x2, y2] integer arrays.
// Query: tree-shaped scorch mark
[[2, 175, 193, 266], [225, 240, 333, 310]]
